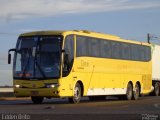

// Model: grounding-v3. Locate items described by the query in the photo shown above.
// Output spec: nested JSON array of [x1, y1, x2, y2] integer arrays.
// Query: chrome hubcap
[[135, 85, 139, 96], [74, 86, 80, 100], [127, 84, 132, 100]]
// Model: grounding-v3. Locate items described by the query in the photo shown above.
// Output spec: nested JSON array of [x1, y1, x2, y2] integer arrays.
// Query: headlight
[[14, 84, 20, 88], [46, 84, 59, 88]]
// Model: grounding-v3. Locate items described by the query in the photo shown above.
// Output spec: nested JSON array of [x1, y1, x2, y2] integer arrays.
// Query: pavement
[[0, 96, 159, 120]]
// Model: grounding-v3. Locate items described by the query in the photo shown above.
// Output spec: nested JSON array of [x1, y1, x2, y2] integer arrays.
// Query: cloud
[[0, 0, 160, 22]]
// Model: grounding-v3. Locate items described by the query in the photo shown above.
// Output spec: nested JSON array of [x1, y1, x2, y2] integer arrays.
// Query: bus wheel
[[126, 83, 133, 100], [68, 83, 82, 104], [133, 83, 140, 100], [31, 96, 44, 104], [154, 82, 160, 96]]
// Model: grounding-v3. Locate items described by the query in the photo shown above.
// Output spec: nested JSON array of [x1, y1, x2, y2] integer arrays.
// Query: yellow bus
[[8, 30, 152, 104]]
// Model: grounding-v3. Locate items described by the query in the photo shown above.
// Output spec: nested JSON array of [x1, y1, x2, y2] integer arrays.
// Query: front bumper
[[14, 88, 60, 97]]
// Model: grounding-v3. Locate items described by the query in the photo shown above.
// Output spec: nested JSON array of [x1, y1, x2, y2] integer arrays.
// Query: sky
[[0, 0, 160, 86]]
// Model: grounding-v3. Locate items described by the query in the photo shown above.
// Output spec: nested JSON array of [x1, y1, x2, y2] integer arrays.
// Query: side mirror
[[8, 53, 11, 64], [62, 49, 65, 53], [8, 48, 16, 64]]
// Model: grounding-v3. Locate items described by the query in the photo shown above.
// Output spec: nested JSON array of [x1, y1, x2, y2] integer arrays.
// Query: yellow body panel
[[72, 57, 151, 96], [14, 30, 152, 97]]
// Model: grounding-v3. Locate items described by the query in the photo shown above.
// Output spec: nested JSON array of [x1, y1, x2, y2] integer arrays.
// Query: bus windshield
[[13, 36, 63, 80]]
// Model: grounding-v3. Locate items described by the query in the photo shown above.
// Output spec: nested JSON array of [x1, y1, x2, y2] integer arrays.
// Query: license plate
[[31, 91, 39, 95]]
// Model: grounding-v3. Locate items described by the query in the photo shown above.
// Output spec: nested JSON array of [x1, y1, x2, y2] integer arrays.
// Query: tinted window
[[76, 36, 89, 57], [100, 40, 111, 58], [139, 46, 146, 61], [64, 35, 74, 62], [63, 35, 74, 76], [146, 46, 151, 61], [76, 35, 151, 62], [131, 44, 139, 61], [111, 42, 121, 59], [88, 38, 100, 57], [122, 43, 131, 60]]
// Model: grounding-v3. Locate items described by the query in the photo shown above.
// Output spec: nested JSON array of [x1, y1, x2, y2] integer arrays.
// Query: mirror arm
[[8, 48, 16, 53]]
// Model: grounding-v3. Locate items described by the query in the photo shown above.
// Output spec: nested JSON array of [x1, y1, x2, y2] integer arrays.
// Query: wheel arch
[[128, 81, 133, 88]]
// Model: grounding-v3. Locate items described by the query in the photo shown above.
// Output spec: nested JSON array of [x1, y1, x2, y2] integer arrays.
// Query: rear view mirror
[[8, 53, 11, 64], [8, 48, 16, 64], [62, 49, 65, 53]]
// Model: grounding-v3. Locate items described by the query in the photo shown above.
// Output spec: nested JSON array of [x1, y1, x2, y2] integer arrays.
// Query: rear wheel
[[68, 83, 82, 104], [133, 83, 140, 100], [126, 83, 133, 100], [31, 96, 44, 104]]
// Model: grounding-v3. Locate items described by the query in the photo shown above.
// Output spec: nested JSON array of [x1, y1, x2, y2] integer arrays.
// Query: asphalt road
[[0, 96, 159, 120]]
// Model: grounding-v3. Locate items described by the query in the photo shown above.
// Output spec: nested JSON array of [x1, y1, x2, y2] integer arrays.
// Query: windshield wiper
[[35, 60, 46, 79], [18, 48, 32, 78], [34, 40, 46, 79]]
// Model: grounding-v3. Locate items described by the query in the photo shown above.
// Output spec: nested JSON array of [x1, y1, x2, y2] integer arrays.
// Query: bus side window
[[63, 35, 74, 77], [111, 42, 121, 59], [88, 38, 100, 57], [131, 44, 139, 61], [76, 36, 89, 57], [100, 40, 111, 58], [139, 46, 146, 61], [122, 43, 131, 60], [145, 46, 151, 61]]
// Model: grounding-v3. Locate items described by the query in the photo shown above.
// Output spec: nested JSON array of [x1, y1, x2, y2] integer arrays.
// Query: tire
[[68, 83, 82, 104], [126, 83, 133, 100], [154, 82, 160, 96], [31, 96, 44, 104], [133, 83, 140, 100]]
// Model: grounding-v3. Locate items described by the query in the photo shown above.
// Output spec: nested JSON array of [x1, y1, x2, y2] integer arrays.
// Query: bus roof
[[20, 30, 150, 46]]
